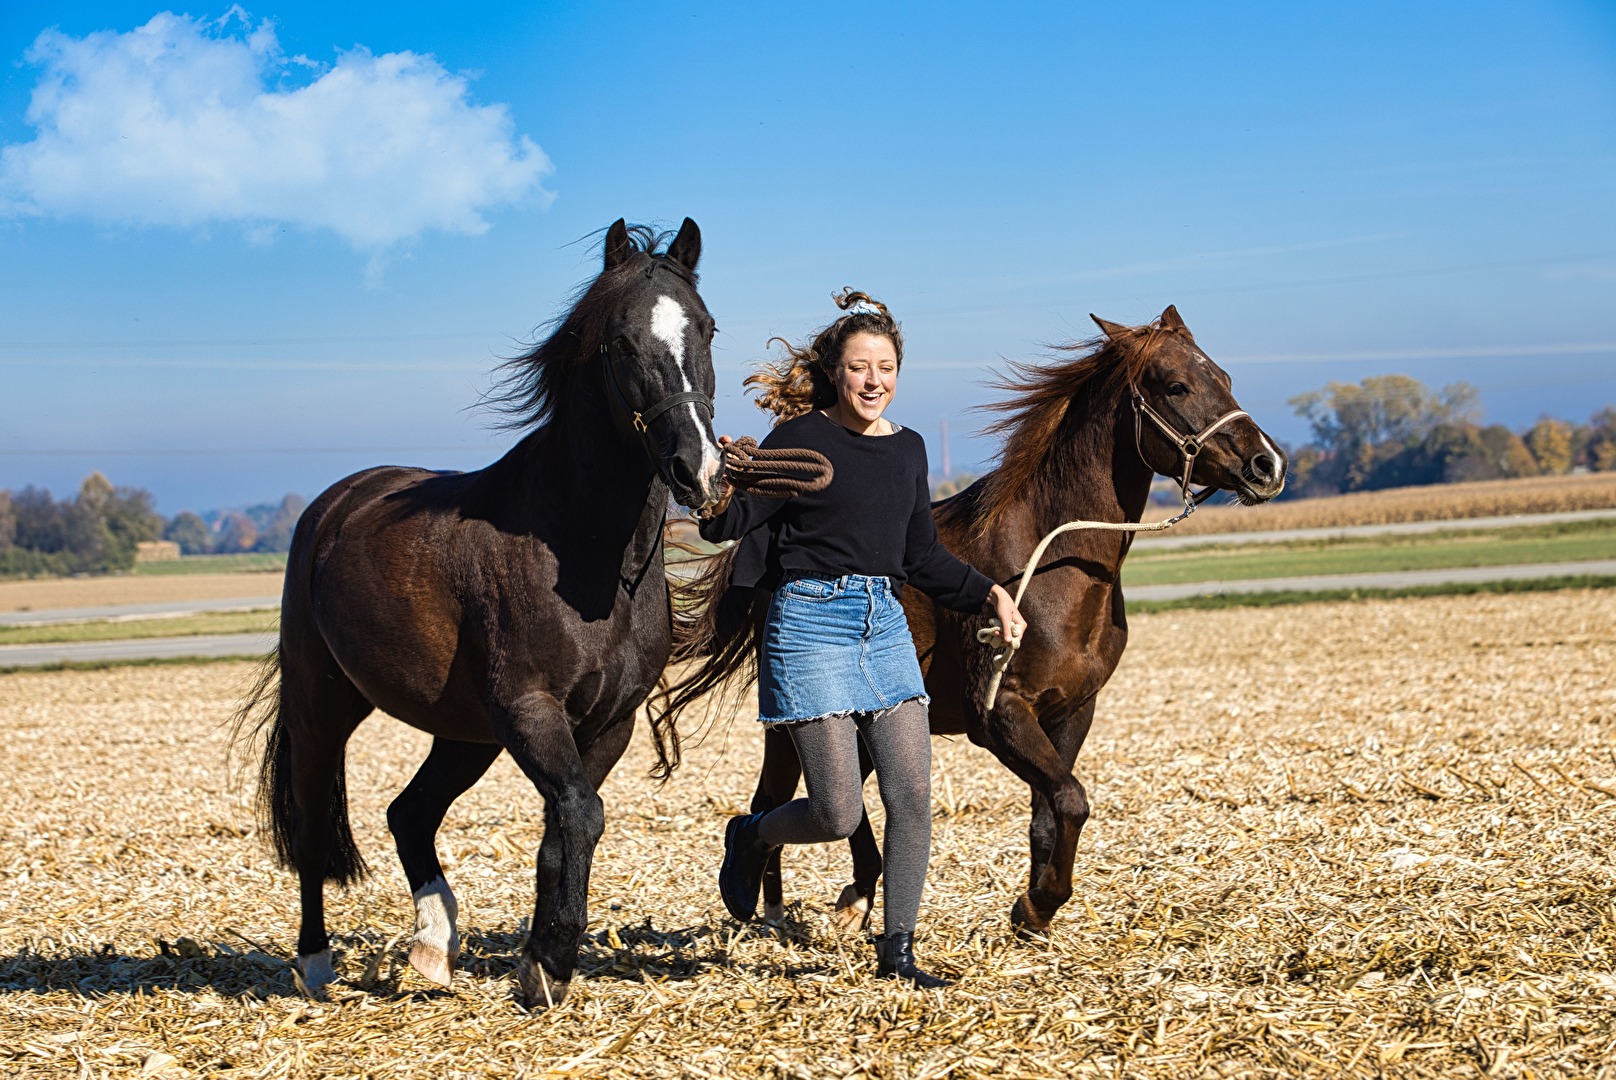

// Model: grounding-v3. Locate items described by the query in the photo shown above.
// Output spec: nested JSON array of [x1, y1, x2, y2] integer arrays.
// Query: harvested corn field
[[2, 590, 1614, 1078], [1169, 471, 1616, 536]]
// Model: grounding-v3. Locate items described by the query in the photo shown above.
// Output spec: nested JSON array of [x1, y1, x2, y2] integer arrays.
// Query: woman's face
[[834, 332, 899, 424]]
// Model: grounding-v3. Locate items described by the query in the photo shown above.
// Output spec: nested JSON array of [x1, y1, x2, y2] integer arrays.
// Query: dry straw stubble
[[2, 589, 1615, 1077]]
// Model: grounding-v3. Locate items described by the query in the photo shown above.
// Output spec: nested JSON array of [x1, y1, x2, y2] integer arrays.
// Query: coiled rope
[[719, 436, 834, 499]]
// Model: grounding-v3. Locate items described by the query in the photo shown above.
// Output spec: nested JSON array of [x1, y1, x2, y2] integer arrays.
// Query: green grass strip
[[131, 553, 288, 576], [1128, 574, 1616, 613], [1123, 522, 1616, 586], [0, 609, 278, 646]]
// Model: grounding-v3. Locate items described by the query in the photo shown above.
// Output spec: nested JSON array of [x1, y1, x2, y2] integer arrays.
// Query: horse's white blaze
[[650, 295, 690, 375], [694, 407, 723, 487], [649, 294, 722, 488], [412, 876, 460, 958]]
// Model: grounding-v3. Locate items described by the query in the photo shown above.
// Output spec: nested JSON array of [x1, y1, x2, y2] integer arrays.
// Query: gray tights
[[755, 697, 932, 935]]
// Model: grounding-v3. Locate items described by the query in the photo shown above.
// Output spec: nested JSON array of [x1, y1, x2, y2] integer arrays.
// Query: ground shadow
[[0, 915, 835, 1002]]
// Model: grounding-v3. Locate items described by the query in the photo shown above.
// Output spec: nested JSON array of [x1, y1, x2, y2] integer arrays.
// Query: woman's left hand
[[987, 584, 1026, 647]]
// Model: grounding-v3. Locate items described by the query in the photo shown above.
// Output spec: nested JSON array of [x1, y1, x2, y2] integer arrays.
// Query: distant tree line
[[0, 473, 308, 576], [1285, 375, 1616, 498], [162, 494, 308, 557], [927, 374, 1615, 503]]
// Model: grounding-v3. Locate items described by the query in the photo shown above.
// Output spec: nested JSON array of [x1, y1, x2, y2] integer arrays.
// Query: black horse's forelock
[[481, 224, 699, 432]]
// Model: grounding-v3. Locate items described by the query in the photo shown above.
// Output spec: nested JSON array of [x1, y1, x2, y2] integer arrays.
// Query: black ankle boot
[[873, 932, 954, 988], [718, 813, 772, 921]]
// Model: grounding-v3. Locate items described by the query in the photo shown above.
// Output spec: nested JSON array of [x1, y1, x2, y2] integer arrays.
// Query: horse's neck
[[497, 394, 667, 581], [1032, 394, 1154, 534]]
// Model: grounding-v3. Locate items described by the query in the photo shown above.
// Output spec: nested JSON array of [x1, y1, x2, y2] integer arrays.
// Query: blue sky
[[2, 0, 1613, 513]]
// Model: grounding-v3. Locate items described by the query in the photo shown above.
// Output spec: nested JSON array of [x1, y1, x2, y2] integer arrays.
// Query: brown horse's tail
[[651, 534, 765, 781], [229, 646, 367, 884]]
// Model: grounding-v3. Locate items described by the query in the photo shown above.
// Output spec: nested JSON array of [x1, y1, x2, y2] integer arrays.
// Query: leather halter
[[1130, 387, 1250, 507], [599, 343, 715, 477]]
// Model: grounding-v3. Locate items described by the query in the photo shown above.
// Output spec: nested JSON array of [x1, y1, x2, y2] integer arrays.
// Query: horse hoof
[[295, 950, 336, 997], [516, 956, 571, 1009], [1009, 895, 1052, 937], [409, 877, 460, 986], [408, 941, 455, 987], [832, 884, 873, 933], [762, 901, 786, 926]]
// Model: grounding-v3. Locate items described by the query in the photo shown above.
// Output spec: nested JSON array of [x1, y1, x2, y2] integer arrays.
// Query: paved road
[[1124, 558, 1616, 602], [0, 596, 280, 627], [1130, 506, 1616, 551], [0, 629, 278, 668], [6, 559, 1614, 669]]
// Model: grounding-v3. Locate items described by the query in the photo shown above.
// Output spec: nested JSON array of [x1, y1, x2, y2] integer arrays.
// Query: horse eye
[[1168, 382, 1190, 396]]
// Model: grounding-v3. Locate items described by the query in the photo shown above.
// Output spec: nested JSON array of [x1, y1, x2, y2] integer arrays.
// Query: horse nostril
[[668, 455, 700, 494], [1250, 453, 1277, 481]]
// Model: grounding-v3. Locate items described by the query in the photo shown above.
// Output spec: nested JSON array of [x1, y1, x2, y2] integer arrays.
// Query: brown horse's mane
[[481, 224, 698, 431], [944, 324, 1177, 538]]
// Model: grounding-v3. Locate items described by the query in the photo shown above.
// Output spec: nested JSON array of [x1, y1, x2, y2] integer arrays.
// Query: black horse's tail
[[650, 535, 764, 782], [229, 646, 367, 885]]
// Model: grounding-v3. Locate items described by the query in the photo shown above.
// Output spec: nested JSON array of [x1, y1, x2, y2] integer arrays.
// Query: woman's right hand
[[986, 584, 1026, 648]]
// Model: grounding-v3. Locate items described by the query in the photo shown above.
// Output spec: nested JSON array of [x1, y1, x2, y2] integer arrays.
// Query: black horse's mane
[[483, 224, 697, 431]]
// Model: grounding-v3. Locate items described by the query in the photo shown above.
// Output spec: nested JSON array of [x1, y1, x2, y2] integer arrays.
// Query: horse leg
[[534, 717, 635, 938], [754, 725, 801, 925], [975, 689, 1090, 935], [495, 696, 607, 1009], [1024, 698, 1097, 935], [387, 737, 503, 985], [277, 653, 373, 993], [833, 740, 881, 932]]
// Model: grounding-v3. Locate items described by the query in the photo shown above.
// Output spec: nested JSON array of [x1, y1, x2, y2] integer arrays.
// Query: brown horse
[[656, 305, 1286, 936], [232, 219, 725, 1006]]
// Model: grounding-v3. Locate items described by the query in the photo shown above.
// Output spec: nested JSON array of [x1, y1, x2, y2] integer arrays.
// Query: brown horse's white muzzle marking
[[1233, 427, 1288, 502]]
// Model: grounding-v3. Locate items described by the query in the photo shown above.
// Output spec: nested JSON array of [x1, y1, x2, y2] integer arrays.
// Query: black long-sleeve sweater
[[699, 411, 995, 614]]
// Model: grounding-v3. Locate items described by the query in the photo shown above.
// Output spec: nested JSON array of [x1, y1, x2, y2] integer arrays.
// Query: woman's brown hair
[[745, 288, 904, 422]]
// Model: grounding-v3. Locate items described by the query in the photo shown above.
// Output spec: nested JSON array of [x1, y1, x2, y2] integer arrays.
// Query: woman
[[698, 289, 1025, 988]]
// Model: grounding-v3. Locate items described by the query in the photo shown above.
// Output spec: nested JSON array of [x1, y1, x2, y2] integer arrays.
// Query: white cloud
[[0, 10, 553, 249]]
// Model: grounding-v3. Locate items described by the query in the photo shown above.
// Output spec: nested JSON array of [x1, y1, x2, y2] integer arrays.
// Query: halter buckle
[[632, 413, 648, 434]]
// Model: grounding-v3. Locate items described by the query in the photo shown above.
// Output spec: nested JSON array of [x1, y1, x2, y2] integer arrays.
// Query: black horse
[[233, 219, 723, 1007]]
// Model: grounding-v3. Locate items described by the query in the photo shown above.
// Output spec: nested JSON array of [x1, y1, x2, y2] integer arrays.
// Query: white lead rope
[[973, 391, 1252, 713], [975, 497, 1197, 712]]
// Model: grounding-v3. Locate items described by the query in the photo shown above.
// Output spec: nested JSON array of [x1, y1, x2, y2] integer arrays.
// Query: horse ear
[[1090, 314, 1130, 340], [667, 217, 702, 271], [604, 218, 632, 270], [1159, 305, 1188, 333]]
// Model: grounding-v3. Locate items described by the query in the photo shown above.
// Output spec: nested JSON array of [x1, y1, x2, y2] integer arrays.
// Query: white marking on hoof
[[516, 955, 569, 1009], [763, 901, 785, 925], [408, 876, 459, 986], [296, 949, 336, 996], [832, 884, 873, 933]]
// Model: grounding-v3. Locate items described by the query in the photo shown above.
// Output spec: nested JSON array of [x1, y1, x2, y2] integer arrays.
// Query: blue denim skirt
[[757, 574, 929, 726]]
